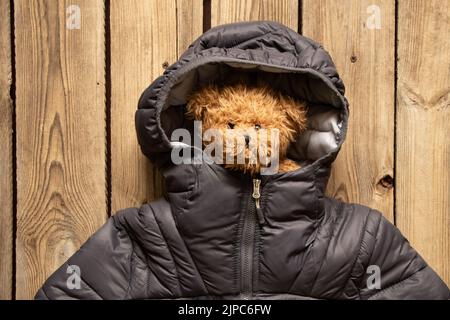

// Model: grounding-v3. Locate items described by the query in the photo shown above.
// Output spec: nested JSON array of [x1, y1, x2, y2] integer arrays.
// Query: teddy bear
[[185, 82, 308, 175]]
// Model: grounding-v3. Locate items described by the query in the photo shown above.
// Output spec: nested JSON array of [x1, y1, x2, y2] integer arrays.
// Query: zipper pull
[[252, 179, 265, 225]]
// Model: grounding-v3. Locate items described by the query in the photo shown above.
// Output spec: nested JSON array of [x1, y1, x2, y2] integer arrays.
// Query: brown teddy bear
[[186, 83, 307, 175]]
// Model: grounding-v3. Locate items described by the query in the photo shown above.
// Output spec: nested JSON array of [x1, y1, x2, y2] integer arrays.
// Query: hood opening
[[159, 59, 346, 166]]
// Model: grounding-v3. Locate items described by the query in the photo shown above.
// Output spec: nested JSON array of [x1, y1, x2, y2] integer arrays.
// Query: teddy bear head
[[186, 83, 307, 175]]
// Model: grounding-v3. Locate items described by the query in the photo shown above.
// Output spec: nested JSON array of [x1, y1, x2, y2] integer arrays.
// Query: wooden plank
[[177, 0, 203, 56], [303, 0, 395, 221], [110, 0, 177, 212], [211, 0, 298, 28], [397, 0, 449, 285], [0, 0, 13, 300], [15, 0, 106, 299]]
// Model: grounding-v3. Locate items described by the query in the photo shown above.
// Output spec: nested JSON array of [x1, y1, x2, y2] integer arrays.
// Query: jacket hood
[[136, 21, 349, 174]]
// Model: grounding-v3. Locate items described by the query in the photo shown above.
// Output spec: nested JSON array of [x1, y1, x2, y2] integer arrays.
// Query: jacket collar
[[163, 161, 330, 226]]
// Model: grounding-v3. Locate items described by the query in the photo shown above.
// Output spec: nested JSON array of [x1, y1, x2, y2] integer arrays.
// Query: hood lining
[[153, 56, 348, 167]]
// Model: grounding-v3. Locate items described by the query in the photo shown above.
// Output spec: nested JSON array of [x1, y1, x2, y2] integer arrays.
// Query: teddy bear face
[[186, 83, 307, 175]]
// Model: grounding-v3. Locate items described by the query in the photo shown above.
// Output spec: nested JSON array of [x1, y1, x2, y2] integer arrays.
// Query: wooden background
[[0, 0, 448, 299]]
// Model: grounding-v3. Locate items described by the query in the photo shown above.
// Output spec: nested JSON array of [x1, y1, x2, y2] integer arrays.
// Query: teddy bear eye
[[227, 122, 235, 129], [255, 124, 261, 130]]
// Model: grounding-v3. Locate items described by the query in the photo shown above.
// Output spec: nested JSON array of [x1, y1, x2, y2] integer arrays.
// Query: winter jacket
[[35, 21, 449, 300]]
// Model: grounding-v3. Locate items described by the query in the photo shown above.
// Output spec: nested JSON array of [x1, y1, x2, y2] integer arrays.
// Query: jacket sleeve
[[358, 210, 449, 300], [34, 209, 135, 300]]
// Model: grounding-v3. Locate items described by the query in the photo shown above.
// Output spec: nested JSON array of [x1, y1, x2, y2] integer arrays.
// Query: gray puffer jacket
[[35, 21, 449, 300]]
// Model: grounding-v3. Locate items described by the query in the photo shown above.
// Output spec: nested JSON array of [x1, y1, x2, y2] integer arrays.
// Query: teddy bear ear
[[186, 85, 221, 120], [279, 94, 308, 134]]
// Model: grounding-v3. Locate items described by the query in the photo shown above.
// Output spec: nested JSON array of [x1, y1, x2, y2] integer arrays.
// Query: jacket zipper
[[240, 178, 265, 299]]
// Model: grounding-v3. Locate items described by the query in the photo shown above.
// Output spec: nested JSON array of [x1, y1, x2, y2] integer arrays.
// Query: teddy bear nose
[[244, 134, 250, 146]]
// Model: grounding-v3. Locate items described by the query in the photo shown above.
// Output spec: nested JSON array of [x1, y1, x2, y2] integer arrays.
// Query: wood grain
[[110, 0, 177, 212], [303, 0, 395, 221], [211, 0, 298, 28], [5, 0, 449, 299], [15, 0, 106, 299], [397, 0, 449, 285], [177, 0, 203, 56], [111, 0, 203, 212], [0, 0, 13, 300]]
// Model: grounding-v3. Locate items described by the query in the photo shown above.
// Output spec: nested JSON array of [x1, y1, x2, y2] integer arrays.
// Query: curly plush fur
[[186, 83, 307, 175]]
